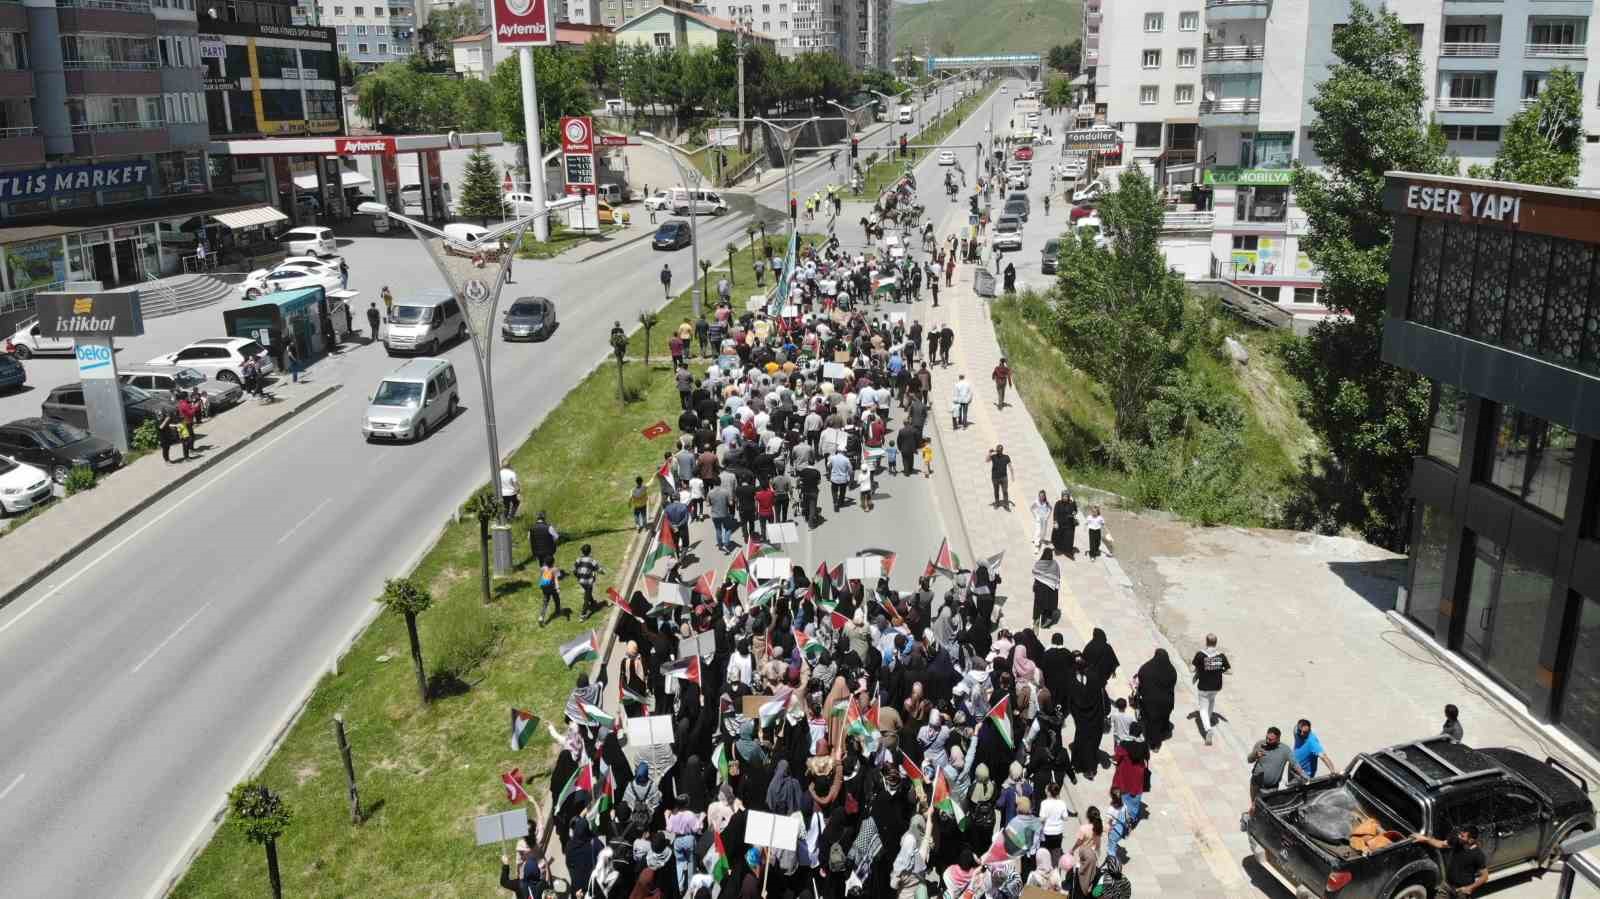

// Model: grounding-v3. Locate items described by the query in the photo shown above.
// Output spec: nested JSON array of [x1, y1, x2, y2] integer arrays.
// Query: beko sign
[[492, 0, 554, 46], [35, 291, 146, 339]]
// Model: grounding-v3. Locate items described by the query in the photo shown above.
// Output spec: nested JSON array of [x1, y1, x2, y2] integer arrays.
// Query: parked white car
[[147, 337, 275, 383], [3, 318, 74, 359], [642, 191, 672, 213], [0, 454, 52, 516], [239, 258, 343, 299], [1072, 181, 1106, 205], [281, 226, 338, 258], [937, 150, 956, 166]]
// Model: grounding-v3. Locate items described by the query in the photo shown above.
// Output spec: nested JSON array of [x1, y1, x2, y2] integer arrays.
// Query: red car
[[1014, 146, 1034, 161], [1068, 204, 1095, 221]]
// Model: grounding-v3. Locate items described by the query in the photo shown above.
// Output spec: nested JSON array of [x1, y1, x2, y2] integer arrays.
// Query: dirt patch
[[293, 764, 320, 786]]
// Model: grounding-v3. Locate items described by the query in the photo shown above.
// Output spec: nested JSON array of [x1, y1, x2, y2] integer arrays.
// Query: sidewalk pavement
[[905, 203, 1597, 897], [0, 376, 340, 607]]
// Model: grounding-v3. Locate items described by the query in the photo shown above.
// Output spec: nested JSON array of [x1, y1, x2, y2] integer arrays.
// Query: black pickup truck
[[1246, 737, 1593, 899]]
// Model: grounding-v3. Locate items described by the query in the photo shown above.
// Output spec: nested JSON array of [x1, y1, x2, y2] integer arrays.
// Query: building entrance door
[[113, 239, 139, 286], [91, 243, 114, 285]]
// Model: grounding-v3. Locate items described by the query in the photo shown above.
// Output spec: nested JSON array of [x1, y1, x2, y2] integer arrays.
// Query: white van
[[442, 222, 512, 260], [282, 226, 338, 258], [667, 187, 727, 216], [362, 357, 459, 442], [385, 289, 467, 356], [897, 105, 914, 124]]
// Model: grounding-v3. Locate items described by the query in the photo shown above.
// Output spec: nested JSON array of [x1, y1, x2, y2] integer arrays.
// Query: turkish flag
[[641, 421, 670, 440]]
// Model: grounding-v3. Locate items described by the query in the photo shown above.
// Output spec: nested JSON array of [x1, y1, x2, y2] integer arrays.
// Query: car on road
[[281, 226, 338, 258], [363, 357, 459, 442], [4, 318, 74, 359], [147, 337, 275, 383], [1056, 158, 1087, 180], [43, 381, 176, 432], [1068, 203, 1096, 221], [118, 364, 245, 411], [938, 150, 956, 166], [663, 188, 728, 216], [991, 215, 1023, 251], [1041, 238, 1062, 274], [1004, 198, 1030, 223], [0, 417, 121, 483], [239, 257, 343, 299], [642, 190, 673, 213], [0, 453, 51, 516], [1246, 736, 1594, 899], [502, 297, 557, 342], [1000, 85, 1008, 94], [1005, 167, 1030, 190], [1014, 145, 1034, 161], [0, 353, 25, 393], [1006, 191, 1031, 219], [1072, 181, 1106, 205], [653, 219, 693, 250], [385, 291, 466, 356]]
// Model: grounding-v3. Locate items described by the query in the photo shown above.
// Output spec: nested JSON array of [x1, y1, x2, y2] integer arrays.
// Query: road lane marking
[[275, 498, 333, 546], [131, 601, 213, 675], [0, 773, 23, 802], [0, 399, 341, 640]]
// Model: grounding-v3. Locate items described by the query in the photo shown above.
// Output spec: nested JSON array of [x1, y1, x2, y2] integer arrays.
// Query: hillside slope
[[891, 0, 1081, 57]]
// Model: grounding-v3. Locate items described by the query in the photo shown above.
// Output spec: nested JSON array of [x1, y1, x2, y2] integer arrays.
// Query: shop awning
[[292, 170, 373, 191], [211, 205, 289, 230]]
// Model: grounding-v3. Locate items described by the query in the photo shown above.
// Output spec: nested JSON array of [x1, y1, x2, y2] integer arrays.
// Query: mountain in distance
[[890, 0, 1081, 56]]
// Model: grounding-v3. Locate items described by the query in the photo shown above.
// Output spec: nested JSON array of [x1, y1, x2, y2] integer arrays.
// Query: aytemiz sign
[[560, 116, 594, 154], [34, 291, 145, 339], [336, 137, 396, 155], [492, 0, 554, 46]]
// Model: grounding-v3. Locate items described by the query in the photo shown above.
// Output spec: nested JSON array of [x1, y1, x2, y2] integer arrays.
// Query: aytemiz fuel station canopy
[[206, 131, 505, 157]]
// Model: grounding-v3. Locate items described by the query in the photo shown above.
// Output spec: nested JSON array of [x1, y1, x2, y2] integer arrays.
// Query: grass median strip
[[172, 235, 790, 898], [859, 82, 998, 199]]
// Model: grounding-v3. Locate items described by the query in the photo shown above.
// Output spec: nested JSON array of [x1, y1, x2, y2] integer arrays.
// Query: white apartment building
[[566, 0, 603, 23], [1098, 0, 1596, 314], [299, 0, 420, 69], [606, 0, 879, 65]]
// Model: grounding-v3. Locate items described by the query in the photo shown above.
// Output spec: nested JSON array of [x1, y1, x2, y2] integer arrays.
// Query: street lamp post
[[753, 116, 820, 238], [357, 197, 580, 575], [868, 89, 910, 155], [638, 132, 704, 319]]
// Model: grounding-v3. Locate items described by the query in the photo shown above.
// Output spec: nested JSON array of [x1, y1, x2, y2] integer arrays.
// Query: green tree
[[637, 311, 659, 365], [420, 4, 482, 65], [1469, 67, 1582, 187], [1052, 169, 1193, 442], [458, 148, 503, 225], [490, 51, 593, 159], [725, 241, 738, 278], [1042, 75, 1073, 111], [228, 781, 291, 899], [463, 487, 501, 606], [1047, 40, 1081, 77], [378, 577, 434, 706], [1282, 0, 1456, 546], [580, 38, 620, 100]]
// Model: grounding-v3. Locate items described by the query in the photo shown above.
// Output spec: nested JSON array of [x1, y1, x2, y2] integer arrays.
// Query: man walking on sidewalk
[[500, 465, 521, 519], [952, 374, 973, 428], [992, 357, 1013, 408], [367, 302, 382, 344], [660, 263, 673, 299], [987, 444, 1013, 507], [1191, 634, 1231, 745], [828, 448, 852, 512]]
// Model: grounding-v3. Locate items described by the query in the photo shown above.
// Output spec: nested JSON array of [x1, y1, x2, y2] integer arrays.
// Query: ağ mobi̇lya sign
[[0, 161, 153, 203], [34, 291, 146, 339]]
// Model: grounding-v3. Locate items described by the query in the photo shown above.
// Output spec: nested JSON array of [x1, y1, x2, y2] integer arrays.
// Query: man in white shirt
[[952, 374, 974, 429], [726, 639, 753, 689], [827, 449, 853, 512], [499, 466, 520, 519]]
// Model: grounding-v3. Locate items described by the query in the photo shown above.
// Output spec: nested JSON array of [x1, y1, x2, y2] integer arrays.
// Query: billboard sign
[[492, 0, 554, 46], [1203, 167, 1293, 187], [34, 290, 145, 339], [561, 116, 596, 195], [1061, 128, 1121, 152], [336, 136, 396, 155]]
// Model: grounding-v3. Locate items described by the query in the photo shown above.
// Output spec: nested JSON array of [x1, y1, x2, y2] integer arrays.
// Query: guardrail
[[1198, 97, 1261, 114], [0, 283, 61, 317], [56, 0, 153, 10], [0, 125, 38, 138], [1203, 45, 1265, 61], [1162, 211, 1214, 230], [70, 119, 164, 133], [1525, 42, 1585, 57], [63, 59, 161, 70], [1437, 97, 1494, 111], [1440, 42, 1499, 57]]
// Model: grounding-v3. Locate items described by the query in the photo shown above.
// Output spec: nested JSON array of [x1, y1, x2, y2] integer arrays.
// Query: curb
[[572, 226, 657, 263], [0, 384, 343, 612]]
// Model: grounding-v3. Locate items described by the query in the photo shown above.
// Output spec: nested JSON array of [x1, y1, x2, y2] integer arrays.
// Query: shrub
[[131, 419, 161, 451], [63, 465, 96, 495], [425, 598, 501, 686]]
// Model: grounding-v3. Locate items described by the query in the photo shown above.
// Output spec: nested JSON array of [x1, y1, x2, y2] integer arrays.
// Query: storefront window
[[1407, 502, 1455, 637], [259, 89, 304, 121], [1427, 382, 1468, 469], [1461, 533, 1554, 702], [1485, 402, 1577, 520], [301, 47, 337, 81], [254, 45, 297, 78], [1251, 131, 1294, 168], [1236, 186, 1288, 222], [1560, 592, 1600, 756], [3, 236, 65, 290]]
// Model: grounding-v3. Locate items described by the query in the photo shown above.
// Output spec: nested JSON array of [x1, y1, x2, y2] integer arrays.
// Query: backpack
[[828, 842, 849, 872]]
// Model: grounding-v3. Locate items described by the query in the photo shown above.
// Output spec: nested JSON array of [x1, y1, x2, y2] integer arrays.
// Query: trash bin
[[974, 268, 997, 297]]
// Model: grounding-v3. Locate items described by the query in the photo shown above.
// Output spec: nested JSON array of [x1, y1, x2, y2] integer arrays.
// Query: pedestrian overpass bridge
[[926, 53, 1042, 80]]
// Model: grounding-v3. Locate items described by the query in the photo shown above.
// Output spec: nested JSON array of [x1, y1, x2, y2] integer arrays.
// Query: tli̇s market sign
[[0, 161, 153, 203]]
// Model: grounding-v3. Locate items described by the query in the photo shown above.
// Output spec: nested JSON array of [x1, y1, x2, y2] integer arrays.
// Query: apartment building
[[565, 0, 603, 24], [1098, 0, 1596, 313], [297, 0, 417, 69], [0, 0, 227, 300], [694, 0, 840, 58]]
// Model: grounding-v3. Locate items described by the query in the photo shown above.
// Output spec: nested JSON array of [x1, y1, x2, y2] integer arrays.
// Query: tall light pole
[[735, 7, 752, 152], [753, 116, 818, 310], [357, 197, 580, 572], [869, 88, 910, 154], [638, 132, 704, 319]]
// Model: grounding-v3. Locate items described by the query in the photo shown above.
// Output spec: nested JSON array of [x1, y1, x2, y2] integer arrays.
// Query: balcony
[[0, 1, 24, 29], [65, 68, 162, 94], [70, 120, 169, 157], [1440, 41, 1499, 56], [1526, 42, 1586, 57], [1163, 210, 1214, 231], [1437, 96, 1495, 111], [1199, 96, 1260, 125], [0, 126, 45, 166], [0, 69, 34, 97], [1203, 44, 1265, 74], [1205, 0, 1270, 22]]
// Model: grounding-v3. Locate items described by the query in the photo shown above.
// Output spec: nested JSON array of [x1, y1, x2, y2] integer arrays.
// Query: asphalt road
[[0, 79, 1014, 899]]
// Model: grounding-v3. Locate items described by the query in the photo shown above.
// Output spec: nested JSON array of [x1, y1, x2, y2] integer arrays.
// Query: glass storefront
[[1427, 382, 1468, 469], [1486, 402, 1577, 520], [1561, 592, 1600, 757], [1460, 532, 1554, 702], [1407, 502, 1456, 637], [2, 236, 65, 292]]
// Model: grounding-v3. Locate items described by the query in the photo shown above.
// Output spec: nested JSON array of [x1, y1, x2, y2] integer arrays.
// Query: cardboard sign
[[741, 694, 777, 718], [844, 557, 888, 580], [678, 630, 717, 659], [626, 715, 676, 746], [474, 809, 531, 846], [781, 305, 799, 318], [656, 582, 695, 606], [747, 296, 766, 312], [744, 810, 802, 851], [763, 522, 800, 545], [822, 362, 849, 380], [749, 556, 792, 581]]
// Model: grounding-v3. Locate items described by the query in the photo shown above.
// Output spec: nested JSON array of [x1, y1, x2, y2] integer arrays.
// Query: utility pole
[[736, 9, 749, 152]]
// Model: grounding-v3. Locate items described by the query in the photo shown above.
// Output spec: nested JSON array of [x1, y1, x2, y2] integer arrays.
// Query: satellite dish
[[447, 130, 461, 149]]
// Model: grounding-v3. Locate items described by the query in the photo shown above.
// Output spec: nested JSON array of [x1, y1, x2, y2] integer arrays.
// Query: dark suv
[[42, 382, 176, 431], [0, 417, 122, 483], [1247, 737, 1593, 899]]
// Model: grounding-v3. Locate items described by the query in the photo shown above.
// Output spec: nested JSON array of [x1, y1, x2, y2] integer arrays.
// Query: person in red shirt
[[1111, 737, 1149, 826], [753, 482, 776, 538], [864, 413, 885, 448], [993, 358, 1014, 408], [176, 394, 199, 457]]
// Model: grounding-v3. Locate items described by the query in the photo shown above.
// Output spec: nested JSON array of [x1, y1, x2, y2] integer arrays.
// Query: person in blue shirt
[[1292, 718, 1337, 780]]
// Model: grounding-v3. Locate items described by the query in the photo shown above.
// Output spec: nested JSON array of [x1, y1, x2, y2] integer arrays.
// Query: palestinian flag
[[813, 561, 832, 601], [873, 275, 897, 296], [746, 540, 781, 560], [931, 767, 966, 829], [727, 549, 750, 585], [843, 699, 878, 751], [711, 742, 731, 782], [656, 459, 675, 496], [899, 751, 925, 784], [878, 596, 905, 627], [510, 708, 538, 750], [708, 830, 733, 883], [575, 700, 615, 728], [986, 695, 1015, 749], [556, 758, 594, 811], [663, 655, 702, 685], [693, 569, 719, 600], [793, 628, 825, 659], [645, 515, 677, 569], [758, 692, 790, 727], [830, 698, 851, 719], [641, 575, 660, 598], [621, 684, 652, 712], [746, 580, 782, 607], [560, 630, 600, 667], [924, 538, 961, 578], [826, 609, 851, 631], [860, 548, 897, 578], [593, 763, 616, 818], [976, 551, 1005, 575], [608, 586, 642, 618], [502, 769, 531, 805]]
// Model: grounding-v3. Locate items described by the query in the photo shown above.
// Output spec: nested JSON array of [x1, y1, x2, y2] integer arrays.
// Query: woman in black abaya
[[1135, 648, 1179, 751], [1030, 549, 1060, 630], [1064, 655, 1105, 779], [1052, 491, 1079, 558]]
